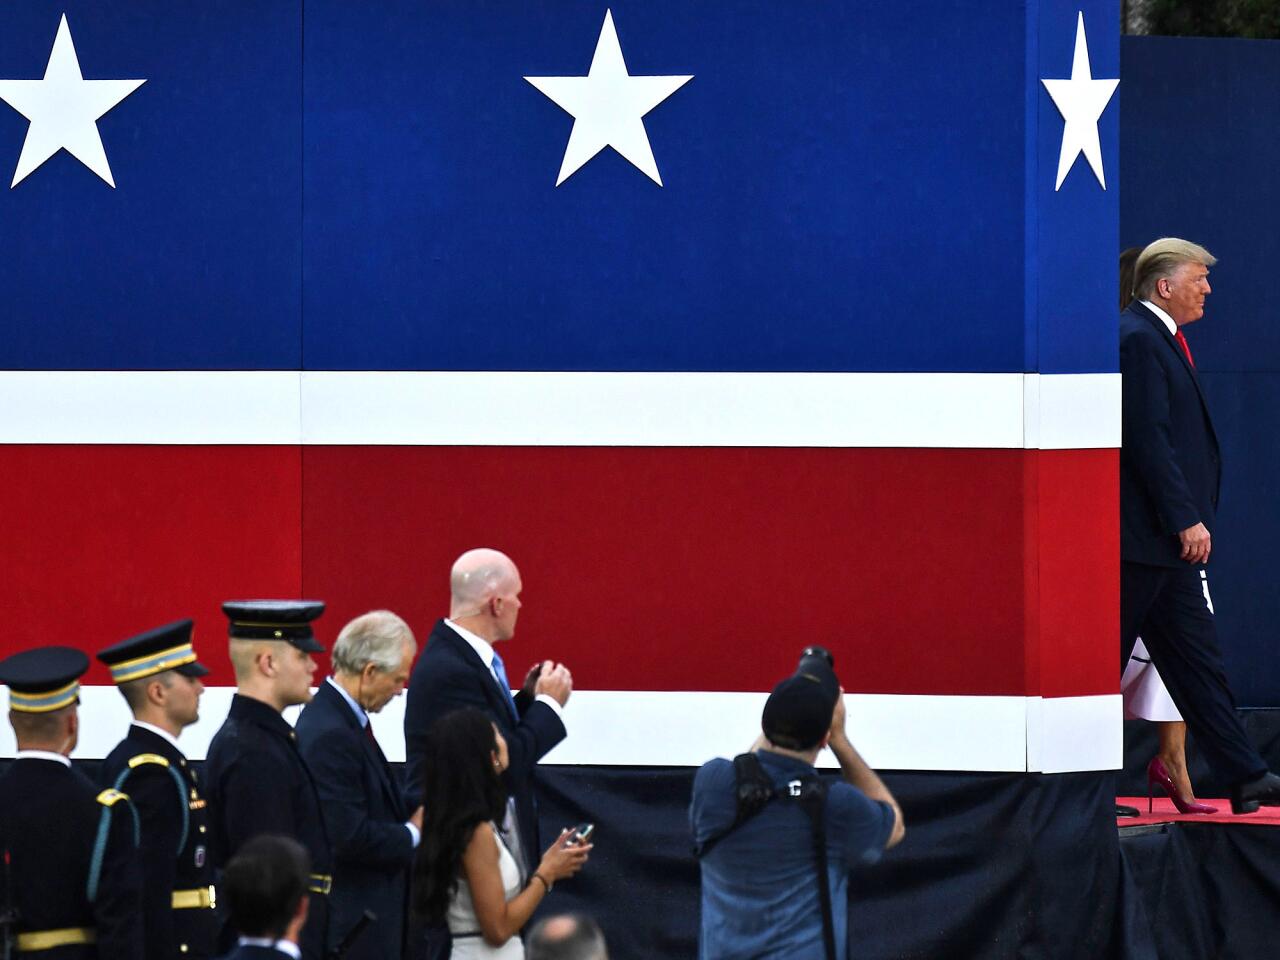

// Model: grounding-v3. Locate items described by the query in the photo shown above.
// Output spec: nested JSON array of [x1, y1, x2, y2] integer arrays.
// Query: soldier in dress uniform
[[203, 601, 333, 960], [98, 620, 218, 959], [0, 646, 143, 959]]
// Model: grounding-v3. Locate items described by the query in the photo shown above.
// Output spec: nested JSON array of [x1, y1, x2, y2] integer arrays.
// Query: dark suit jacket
[[204, 695, 332, 960], [100, 724, 218, 959], [1120, 300, 1222, 566], [295, 680, 415, 960], [0, 757, 143, 960], [403, 619, 567, 868]]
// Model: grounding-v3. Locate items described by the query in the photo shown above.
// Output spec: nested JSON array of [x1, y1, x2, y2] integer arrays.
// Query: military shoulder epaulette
[[127, 753, 170, 769], [96, 788, 130, 807]]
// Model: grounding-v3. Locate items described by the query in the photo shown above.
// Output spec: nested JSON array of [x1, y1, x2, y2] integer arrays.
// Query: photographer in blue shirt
[[690, 650, 904, 960]]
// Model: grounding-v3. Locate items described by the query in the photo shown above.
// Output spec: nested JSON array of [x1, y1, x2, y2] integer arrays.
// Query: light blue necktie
[[490, 650, 519, 721]]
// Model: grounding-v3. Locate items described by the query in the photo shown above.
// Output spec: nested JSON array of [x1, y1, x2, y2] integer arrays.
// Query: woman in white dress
[[413, 708, 592, 957], [1123, 638, 1215, 813]]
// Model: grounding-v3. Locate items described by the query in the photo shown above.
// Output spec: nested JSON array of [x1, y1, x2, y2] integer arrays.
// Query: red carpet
[[1117, 796, 1280, 826]]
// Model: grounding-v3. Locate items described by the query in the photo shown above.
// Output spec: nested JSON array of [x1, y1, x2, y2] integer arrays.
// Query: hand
[[536, 827, 592, 883], [409, 806, 424, 832], [521, 661, 549, 700], [828, 686, 848, 745], [535, 662, 573, 707], [1178, 522, 1211, 564]]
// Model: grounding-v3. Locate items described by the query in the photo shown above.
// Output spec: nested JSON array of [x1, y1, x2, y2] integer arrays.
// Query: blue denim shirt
[[690, 751, 894, 960]]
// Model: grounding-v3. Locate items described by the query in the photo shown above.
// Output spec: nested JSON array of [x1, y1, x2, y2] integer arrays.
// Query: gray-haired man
[[295, 610, 422, 960]]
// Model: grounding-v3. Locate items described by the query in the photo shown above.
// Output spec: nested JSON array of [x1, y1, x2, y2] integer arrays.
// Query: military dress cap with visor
[[96, 619, 210, 684], [221, 600, 326, 652], [0, 645, 89, 713]]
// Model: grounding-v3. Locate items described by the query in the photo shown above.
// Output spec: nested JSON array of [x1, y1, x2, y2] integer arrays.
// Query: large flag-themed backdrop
[[2, 2, 1132, 955], [1, 0, 1120, 776]]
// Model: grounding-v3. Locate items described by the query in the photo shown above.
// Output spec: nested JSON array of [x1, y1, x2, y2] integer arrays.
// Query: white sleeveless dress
[[446, 824, 525, 959], [1122, 638, 1182, 721]]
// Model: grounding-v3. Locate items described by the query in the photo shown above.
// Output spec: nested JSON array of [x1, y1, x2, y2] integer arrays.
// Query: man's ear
[[257, 648, 275, 679], [148, 678, 167, 708], [362, 661, 380, 684]]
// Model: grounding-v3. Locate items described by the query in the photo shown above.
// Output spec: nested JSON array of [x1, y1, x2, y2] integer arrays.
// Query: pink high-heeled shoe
[[1148, 756, 1217, 814]]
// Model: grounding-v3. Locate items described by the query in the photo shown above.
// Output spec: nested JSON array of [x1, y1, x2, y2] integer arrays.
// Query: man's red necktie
[[1174, 329, 1195, 368]]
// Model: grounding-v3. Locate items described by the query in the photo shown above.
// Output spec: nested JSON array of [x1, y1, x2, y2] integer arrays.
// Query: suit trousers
[[1120, 561, 1266, 786]]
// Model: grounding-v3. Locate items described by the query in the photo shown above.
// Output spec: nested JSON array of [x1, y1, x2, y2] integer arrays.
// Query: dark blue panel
[[0, 2, 301, 370], [1122, 37, 1280, 708], [1120, 37, 1280, 375], [1198, 373, 1280, 708], [1034, 1, 1120, 375], [303, 1, 1027, 372]]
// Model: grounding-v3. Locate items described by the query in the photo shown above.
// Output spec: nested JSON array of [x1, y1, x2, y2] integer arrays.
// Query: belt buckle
[[309, 873, 332, 895]]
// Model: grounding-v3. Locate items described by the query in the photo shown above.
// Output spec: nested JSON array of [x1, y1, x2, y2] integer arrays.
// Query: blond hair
[[1134, 238, 1216, 300]]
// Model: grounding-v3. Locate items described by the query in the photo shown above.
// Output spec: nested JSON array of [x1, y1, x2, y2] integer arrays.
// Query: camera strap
[[793, 778, 836, 960], [694, 754, 836, 960]]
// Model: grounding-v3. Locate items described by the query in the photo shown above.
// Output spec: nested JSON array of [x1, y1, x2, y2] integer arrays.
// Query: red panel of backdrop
[[301, 446, 1093, 697], [0, 446, 303, 686], [0, 445, 1116, 698]]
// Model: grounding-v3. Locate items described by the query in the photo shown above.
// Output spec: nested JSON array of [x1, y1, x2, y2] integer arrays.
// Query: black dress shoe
[[1230, 771, 1280, 814], [1116, 803, 1140, 818]]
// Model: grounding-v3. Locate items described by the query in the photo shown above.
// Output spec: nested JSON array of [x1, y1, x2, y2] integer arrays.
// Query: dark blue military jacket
[[100, 724, 218, 959], [0, 755, 143, 959], [203, 695, 332, 960]]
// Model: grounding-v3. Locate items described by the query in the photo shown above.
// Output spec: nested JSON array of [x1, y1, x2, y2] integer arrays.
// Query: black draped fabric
[[1116, 826, 1208, 960], [1118, 822, 1280, 960], [534, 767, 1123, 960], [532, 766, 701, 957], [14, 757, 1277, 959]]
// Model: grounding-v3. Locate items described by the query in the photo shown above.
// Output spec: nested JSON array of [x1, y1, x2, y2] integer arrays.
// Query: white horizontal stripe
[[1026, 373, 1122, 450], [0, 687, 1120, 773], [1027, 693, 1124, 774], [0, 371, 1118, 449], [0, 371, 301, 444]]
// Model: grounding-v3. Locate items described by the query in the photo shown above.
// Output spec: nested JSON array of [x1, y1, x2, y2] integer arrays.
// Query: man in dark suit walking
[[404, 548, 572, 875], [296, 610, 423, 960], [1121, 237, 1280, 813], [98, 619, 219, 959]]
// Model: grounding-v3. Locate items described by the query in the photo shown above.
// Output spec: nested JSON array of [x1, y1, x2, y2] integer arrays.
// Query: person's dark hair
[[526, 913, 609, 960], [411, 707, 508, 922], [222, 834, 310, 939], [1119, 245, 1142, 312]]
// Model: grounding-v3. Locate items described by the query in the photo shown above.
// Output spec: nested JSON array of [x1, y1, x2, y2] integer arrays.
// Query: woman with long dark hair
[[413, 708, 591, 958]]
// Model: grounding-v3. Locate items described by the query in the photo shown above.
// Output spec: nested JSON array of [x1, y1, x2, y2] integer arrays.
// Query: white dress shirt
[[236, 937, 301, 958], [1141, 299, 1179, 336], [132, 720, 184, 753], [14, 750, 70, 767]]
